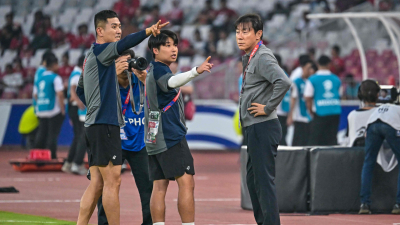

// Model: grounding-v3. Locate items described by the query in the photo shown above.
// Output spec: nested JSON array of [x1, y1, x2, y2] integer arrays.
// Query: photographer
[[96, 49, 153, 225], [359, 89, 400, 214], [346, 80, 379, 147]]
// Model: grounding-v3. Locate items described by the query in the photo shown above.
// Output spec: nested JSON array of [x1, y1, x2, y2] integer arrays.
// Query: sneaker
[[71, 163, 88, 175], [121, 162, 128, 174], [392, 203, 400, 214], [61, 162, 72, 173], [359, 203, 371, 214]]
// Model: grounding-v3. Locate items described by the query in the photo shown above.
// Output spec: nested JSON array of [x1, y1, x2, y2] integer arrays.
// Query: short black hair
[[318, 55, 331, 66], [148, 30, 179, 59], [41, 50, 55, 64], [307, 47, 315, 55], [77, 55, 85, 67], [94, 10, 118, 35], [311, 62, 318, 72], [5, 12, 13, 19], [46, 55, 58, 68], [332, 45, 340, 55], [63, 51, 69, 59], [234, 13, 263, 40], [301, 59, 314, 68], [299, 54, 311, 67], [121, 49, 135, 58], [358, 79, 380, 103], [78, 24, 88, 30], [274, 54, 282, 66], [5, 63, 13, 70]]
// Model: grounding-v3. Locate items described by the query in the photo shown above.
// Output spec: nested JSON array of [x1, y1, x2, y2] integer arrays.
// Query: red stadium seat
[[1, 92, 16, 99], [29, 149, 51, 161], [18, 84, 33, 99]]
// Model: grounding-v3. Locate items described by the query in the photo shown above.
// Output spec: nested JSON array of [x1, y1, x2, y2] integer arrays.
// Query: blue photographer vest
[[309, 73, 341, 116], [36, 71, 58, 113]]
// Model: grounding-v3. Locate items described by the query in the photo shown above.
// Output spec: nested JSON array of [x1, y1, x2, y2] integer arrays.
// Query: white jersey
[[347, 108, 376, 147], [290, 67, 302, 81], [347, 106, 397, 172], [367, 104, 400, 130]]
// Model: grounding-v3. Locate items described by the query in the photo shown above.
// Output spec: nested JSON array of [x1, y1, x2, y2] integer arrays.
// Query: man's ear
[[96, 27, 104, 37], [152, 48, 159, 56], [256, 30, 262, 40]]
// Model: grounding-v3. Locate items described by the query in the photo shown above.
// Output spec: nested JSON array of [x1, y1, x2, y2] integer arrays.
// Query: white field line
[[0, 199, 80, 203], [0, 221, 57, 223], [0, 178, 60, 182], [173, 198, 240, 202]]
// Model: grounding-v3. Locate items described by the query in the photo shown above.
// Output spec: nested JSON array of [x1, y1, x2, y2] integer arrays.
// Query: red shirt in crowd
[[58, 64, 74, 80], [113, 0, 140, 19], [216, 7, 237, 20], [168, 7, 184, 24], [9, 36, 29, 50], [330, 56, 345, 76], [143, 15, 168, 29], [70, 33, 96, 49]]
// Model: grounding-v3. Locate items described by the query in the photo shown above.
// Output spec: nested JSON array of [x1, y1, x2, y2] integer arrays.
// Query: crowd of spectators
[[0, 0, 397, 99]]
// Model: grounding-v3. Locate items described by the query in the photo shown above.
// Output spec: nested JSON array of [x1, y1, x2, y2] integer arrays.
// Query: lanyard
[[122, 89, 131, 115], [240, 41, 262, 94], [162, 89, 181, 112], [239, 41, 262, 127], [145, 87, 181, 113], [126, 72, 144, 115]]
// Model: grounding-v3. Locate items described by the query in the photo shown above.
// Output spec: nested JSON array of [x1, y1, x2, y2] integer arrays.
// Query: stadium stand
[[0, 0, 398, 99]]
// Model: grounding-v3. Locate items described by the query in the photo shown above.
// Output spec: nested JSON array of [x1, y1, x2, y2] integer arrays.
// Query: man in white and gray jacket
[[235, 14, 291, 225]]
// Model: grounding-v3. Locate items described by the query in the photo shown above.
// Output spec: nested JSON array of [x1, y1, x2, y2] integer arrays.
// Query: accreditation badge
[[120, 128, 128, 140], [146, 111, 160, 144]]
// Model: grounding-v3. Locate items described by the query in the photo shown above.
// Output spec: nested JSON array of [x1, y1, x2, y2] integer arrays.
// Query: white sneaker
[[71, 163, 88, 175], [61, 162, 72, 173]]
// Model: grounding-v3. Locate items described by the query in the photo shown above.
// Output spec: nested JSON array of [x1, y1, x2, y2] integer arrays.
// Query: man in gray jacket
[[235, 14, 291, 225]]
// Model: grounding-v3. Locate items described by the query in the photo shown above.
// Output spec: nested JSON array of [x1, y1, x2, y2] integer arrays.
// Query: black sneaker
[[392, 203, 400, 214], [359, 203, 371, 214]]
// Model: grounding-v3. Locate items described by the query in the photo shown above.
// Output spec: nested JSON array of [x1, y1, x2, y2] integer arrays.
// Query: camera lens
[[130, 57, 148, 71], [135, 57, 148, 70], [126, 57, 148, 71]]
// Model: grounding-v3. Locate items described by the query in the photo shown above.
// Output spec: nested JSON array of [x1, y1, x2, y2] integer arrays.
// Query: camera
[[378, 85, 400, 104], [127, 56, 148, 71]]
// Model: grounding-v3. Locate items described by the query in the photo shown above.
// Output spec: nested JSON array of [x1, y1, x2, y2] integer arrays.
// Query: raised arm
[[97, 21, 170, 66], [167, 56, 213, 89]]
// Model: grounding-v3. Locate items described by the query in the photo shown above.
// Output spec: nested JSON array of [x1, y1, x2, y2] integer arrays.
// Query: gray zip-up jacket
[[240, 44, 291, 127]]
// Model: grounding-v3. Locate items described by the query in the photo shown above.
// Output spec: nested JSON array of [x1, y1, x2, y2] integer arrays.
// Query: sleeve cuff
[[264, 105, 275, 115], [191, 67, 200, 77]]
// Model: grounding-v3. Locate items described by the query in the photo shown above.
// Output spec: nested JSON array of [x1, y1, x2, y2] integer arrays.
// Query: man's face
[[236, 23, 262, 53], [6, 15, 12, 24], [154, 37, 178, 64], [97, 17, 121, 43], [49, 63, 59, 73], [302, 63, 313, 78], [331, 48, 338, 57]]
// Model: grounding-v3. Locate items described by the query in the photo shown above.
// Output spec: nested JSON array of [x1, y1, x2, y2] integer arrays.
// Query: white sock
[[182, 223, 194, 225], [153, 223, 165, 225]]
